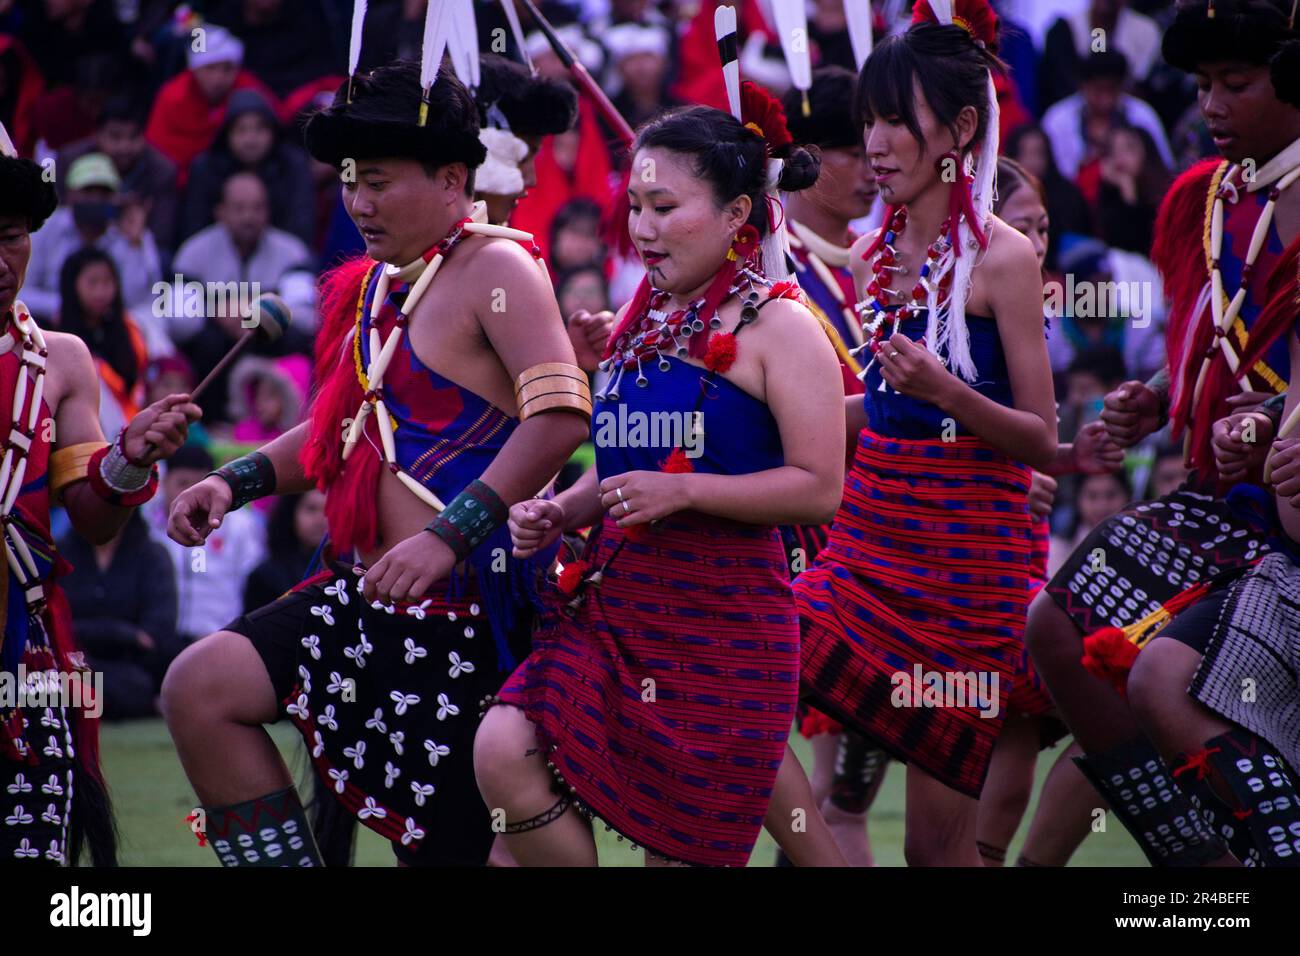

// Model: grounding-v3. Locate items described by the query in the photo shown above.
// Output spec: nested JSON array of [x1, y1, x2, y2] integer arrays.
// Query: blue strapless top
[[863, 312, 1015, 439], [357, 265, 539, 672], [594, 355, 784, 478]]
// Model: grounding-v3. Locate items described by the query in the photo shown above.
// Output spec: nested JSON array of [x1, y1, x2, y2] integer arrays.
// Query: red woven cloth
[[495, 512, 799, 866], [795, 429, 1033, 797]]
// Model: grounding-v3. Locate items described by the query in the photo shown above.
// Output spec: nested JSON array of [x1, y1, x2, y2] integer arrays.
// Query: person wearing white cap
[[605, 22, 681, 131], [145, 22, 277, 183], [25, 153, 164, 345]]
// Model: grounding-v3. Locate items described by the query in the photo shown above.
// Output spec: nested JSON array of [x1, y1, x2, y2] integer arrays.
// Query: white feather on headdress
[[0, 121, 16, 160], [768, 0, 811, 106], [447, 0, 480, 92], [927, 0, 954, 24], [420, 0, 452, 95], [714, 3, 741, 121], [499, 0, 533, 73], [844, 0, 874, 69], [348, 0, 367, 78]]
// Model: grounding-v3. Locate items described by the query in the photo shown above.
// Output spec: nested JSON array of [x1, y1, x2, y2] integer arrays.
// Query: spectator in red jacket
[[144, 23, 275, 185]]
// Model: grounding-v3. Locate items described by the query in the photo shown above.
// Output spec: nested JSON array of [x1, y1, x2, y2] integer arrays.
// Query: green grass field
[[101, 719, 1145, 866]]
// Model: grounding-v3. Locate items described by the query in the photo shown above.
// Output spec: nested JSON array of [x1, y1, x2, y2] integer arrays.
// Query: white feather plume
[[926, 0, 954, 25], [447, 0, 480, 91], [769, 0, 811, 94], [420, 0, 452, 92], [843, 0, 873, 69], [499, 0, 533, 72], [714, 3, 741, 121], [0, 121, 15, 159], [349, 0, 367, 76]]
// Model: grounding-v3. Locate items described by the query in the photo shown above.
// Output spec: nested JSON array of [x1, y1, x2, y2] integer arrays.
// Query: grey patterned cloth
[[1190, 552, 1300, 774]]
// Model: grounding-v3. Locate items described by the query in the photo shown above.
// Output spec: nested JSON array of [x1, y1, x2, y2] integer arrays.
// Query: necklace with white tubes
[[1190, 161, 1300, 418], [340, 207, 550, 514], [0, 304, 49, 611]]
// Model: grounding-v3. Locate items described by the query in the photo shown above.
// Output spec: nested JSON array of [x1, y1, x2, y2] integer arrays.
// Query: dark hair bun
[[777, 145, 821, 192], [1272, 39, 1300, 110]]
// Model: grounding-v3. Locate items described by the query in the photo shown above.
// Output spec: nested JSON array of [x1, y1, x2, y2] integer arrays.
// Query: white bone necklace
[[340, 206, 545, 513], [0, 303, 50, 611]]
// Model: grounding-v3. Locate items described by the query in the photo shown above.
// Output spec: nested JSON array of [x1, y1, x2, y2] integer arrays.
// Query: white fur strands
[[922, 72, 999, 382]]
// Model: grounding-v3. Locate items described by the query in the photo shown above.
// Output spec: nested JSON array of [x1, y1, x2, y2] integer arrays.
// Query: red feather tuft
[[299, 256, 382, 556], [1080, 626, 1140, 696], [556, 559, 590, 595], [660, 447, 696, 473], [703, 331, 738, 373], [740, 80, 793, 155], [768, 280, 803, 302], [911, 0, 999, 51]]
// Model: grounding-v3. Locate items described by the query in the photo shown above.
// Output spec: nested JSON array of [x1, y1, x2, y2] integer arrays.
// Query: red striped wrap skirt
[[1007, 515, 1056, 722], [795, 429, 1034, 797], [494, 512, 798, 866]]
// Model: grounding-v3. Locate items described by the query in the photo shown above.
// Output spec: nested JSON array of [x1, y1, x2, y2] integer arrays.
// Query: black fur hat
[[0, 155, 57, 232], [476, 53, 578, 139], [1272, 38, 1300, 109], [304, 60, 487, 169], [783, 66, 860, 151], [1164, 0, 1300, 106]]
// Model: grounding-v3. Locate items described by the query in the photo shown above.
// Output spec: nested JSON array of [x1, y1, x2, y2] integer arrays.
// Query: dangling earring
[[934, 148, 962, 185], [727, 223, 760, 263]]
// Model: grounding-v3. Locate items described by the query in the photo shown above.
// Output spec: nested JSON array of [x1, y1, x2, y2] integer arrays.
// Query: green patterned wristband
[[426, 479, 508, 560], [1259, 391, 1287, 422], [210, 452, 277, 511]]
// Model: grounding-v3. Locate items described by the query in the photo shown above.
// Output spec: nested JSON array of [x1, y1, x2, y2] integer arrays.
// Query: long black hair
[[634, 105, 820, 236], [855, 22, 1005, 156], [57, 247, 139, 392]]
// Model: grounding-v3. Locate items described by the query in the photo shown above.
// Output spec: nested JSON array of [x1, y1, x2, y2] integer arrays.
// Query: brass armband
[[49, 441, 109, 503], [514, 362, 592, 423]]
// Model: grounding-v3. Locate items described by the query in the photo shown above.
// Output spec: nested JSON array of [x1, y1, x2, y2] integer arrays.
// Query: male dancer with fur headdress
[[161, 61, 589, 867], [473, 53, 579, 227], [0, 128, 199, 866], [1027, 0, 1300, 866]]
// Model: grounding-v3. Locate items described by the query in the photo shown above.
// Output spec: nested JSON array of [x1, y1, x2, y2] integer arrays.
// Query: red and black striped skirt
[[494, 512, 798, 866], [795, 429, 1034, 797]]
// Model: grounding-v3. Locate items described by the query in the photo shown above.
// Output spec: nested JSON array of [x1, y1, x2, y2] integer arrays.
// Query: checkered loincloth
[[1190, 551, 1300, 774]]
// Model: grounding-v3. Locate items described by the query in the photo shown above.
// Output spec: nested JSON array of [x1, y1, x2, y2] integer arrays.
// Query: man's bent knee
[[1126, 638, 1196, 734], [161, 630, 276, 727]]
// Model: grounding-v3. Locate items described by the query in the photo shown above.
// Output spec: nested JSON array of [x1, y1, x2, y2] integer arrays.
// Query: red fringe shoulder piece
[[1150, 158, 1221, 469], [1154, 157, 1300, 474], [299, 255, 383, 556]]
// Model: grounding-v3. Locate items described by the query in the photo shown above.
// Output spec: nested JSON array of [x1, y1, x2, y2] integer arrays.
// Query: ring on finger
[[622, 498, 632, 516], [615, 486, 626, 505]]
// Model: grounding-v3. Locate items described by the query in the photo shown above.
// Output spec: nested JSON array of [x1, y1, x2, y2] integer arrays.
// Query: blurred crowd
[[1, 0, 1211, 717]]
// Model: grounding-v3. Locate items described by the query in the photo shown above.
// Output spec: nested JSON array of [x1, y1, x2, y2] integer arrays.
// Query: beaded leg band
[[203, 786, 323, 867], [502, 793, 572, 834], [1176, 728, 1300, 867], [1073, 736, 1227, 867]]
